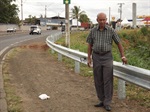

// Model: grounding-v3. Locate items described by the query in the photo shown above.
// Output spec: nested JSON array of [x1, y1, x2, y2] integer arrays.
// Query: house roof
[[121, 18, 130, 24], [37, 16, 65, 20], [142, 17, 150, 21], [51, 16, 65, 19]]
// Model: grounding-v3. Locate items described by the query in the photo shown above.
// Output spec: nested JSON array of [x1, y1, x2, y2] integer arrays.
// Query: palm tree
[[71, 6, 85, 29], [79, 14, 90, 23]]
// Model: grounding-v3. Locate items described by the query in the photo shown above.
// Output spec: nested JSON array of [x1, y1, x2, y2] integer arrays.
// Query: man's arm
[[117, 42, 128, 64], [87, 43, 93, 67]]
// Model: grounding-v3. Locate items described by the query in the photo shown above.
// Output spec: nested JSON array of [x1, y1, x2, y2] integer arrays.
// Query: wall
[[0, 24, 19, 31], [0, 24, 47, 32]]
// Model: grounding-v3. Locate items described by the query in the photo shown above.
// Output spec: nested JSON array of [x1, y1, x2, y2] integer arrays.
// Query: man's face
[[97, 15, 107, 27]]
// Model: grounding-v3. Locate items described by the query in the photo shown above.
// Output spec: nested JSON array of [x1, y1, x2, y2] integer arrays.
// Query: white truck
[[29, 25, 41, 35]]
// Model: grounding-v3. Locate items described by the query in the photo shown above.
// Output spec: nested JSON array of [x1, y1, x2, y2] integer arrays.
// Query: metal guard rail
[[46, 34, 150, 90]]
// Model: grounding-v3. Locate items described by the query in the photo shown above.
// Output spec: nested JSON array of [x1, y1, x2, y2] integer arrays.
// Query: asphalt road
[[0, 30, 60, 51]]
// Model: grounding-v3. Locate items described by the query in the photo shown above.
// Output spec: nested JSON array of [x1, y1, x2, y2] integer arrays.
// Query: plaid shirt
[[86, 25, 120, 52]]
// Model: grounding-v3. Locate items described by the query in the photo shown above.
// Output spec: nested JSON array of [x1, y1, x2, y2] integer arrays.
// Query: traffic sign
[[63, 0, 70, 4]]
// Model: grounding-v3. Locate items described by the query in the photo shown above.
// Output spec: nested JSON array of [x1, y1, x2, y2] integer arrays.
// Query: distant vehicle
[[79, 27, 85, 31], [7, 28, 16, 32], [29, 25, 41, 35], [61, 25, 65, 32], [47, 26, 51, 30]]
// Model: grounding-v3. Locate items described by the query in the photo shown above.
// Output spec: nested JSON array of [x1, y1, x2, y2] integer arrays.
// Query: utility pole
[[21, 0, 23, 27], [132, 3, 137, 28], [45, 5, 47, 18], [45, 5, 47, 26], [64, 0, 70, 48], [118, 3, 124, 20], [65, 4, 70, 48], [109, 7, 111, 25], [44, 3, 54, 26]]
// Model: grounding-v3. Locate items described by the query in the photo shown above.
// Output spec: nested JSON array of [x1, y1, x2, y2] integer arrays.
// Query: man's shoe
[[104, 105, 111, 111], [94, 102, 103, 107]]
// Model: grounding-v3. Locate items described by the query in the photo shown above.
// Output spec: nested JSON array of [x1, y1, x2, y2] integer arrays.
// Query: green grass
[[126, 83, 150, 108], [117, 28, 150, 69], [2, 48, 23, 112]]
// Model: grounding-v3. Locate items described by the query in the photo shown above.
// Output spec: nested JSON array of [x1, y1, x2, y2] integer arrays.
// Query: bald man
[[86, 13, 127, 111]]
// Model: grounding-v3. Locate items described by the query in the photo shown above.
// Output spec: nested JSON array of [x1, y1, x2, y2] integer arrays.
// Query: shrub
[[140, 27, 149, 36]]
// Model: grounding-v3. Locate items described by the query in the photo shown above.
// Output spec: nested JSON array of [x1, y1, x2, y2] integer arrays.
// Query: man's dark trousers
[[92, 51, 113, 106]]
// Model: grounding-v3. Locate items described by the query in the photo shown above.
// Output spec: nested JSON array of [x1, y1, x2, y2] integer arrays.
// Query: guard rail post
[[74, 49, 80, 74], [75, 61, 80, 73], [51, 49, 55, 54], [58, 53, 62, 61], [118, 79, 126, 99]]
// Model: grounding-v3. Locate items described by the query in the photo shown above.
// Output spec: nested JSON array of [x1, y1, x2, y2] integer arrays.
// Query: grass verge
[[2, 48, 23, 112]]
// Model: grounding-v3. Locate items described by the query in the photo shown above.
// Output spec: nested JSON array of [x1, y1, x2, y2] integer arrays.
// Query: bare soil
[[3, 38, 150, 112]]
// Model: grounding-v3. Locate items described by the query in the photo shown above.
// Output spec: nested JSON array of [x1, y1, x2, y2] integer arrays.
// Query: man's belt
[[93, 51, 111, 55]]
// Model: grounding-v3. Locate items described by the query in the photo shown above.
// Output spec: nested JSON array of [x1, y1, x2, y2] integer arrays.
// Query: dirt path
[[2, 39, 150, 112]]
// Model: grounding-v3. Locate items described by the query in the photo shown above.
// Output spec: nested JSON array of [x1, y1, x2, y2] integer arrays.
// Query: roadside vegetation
[[3, 49, 23, 112], [117, 27, 150, 70], [55, 27, 150, 108], [0, 0, 19, 24], [57, 27, 150, 70]]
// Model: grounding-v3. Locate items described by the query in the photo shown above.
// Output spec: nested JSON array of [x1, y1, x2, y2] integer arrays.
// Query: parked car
[[7, 28, 16, 32], [47, 26, 51, 30], [29, 25, 41, 35]]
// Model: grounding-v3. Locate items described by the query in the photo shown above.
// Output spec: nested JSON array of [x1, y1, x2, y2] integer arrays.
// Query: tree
[[71, 6, 85, 29], [79, 14, 90, 23], [0, 0, 19, 24], [25, 15, 37, 25], [40, 14, 44, 18]]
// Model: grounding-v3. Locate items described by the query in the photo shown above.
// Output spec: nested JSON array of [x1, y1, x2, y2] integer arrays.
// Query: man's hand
[[122, 57, 127, 65], [87, 58, 92, 67]]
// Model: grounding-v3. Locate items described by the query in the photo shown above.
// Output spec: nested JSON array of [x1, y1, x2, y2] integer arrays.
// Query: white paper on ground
[[39, 94, 50, 100]]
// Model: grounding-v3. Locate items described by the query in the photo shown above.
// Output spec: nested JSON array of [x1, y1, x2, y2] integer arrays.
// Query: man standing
[[86, 12, 127, 111]]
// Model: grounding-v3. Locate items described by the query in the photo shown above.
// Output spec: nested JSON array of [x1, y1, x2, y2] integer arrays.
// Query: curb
[[0, 47, 10, 112]]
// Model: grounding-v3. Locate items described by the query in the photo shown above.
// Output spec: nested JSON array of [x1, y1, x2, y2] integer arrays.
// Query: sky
[[14, 0, 150, 24]]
